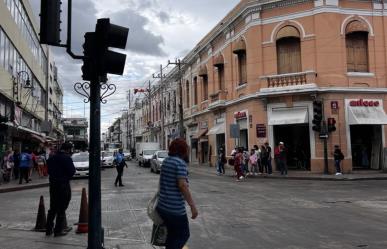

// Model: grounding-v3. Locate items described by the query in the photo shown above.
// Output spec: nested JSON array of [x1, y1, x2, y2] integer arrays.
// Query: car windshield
[[102, 152, 114, 157], [144, 150, 157, 155], [157, 151, 168, 158], [72, 154, 89, 162]]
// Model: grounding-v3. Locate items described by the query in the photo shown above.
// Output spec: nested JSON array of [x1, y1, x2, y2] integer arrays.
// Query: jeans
[[46, 181, 71, 233], [279, 160, 287, 175], [19, 167, 29, 184], [156, 207, 190, 249], [267, 159, 273, 174], [217, 161, 225, 174], [335, 160, 342, 173]]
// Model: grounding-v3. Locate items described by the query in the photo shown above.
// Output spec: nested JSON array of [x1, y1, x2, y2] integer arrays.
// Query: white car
[[101, 151, 115, 168], [72, 152, 89, 177], [150, 150, 168, 173]]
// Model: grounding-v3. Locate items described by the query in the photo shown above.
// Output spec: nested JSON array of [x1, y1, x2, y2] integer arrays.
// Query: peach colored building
[[179, 0, 387, 173]]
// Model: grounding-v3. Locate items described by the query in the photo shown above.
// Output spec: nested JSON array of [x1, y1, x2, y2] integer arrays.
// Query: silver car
[[150, 150, 168, 173]]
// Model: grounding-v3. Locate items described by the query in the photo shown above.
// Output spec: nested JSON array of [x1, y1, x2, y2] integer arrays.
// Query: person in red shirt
[[234, 147, 244, 181]]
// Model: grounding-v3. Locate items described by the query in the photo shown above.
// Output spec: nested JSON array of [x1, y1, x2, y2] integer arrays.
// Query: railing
[[261, 71, 317, 88], [208, 90, 227, 110]]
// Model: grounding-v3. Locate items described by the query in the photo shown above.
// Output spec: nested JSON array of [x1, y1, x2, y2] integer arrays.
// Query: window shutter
[[277, 37, 301, 74], [346, 32, 368, 72], [238, 52, 247, 84]]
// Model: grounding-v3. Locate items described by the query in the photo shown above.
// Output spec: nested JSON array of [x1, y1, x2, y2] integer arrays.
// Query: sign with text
[[256, 124, 266, 138], [234, 111, 247, 120]]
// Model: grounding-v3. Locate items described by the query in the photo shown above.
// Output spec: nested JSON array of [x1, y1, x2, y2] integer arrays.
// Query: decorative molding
[[340, 15, 375, 36], [347, 72, 375, 77]]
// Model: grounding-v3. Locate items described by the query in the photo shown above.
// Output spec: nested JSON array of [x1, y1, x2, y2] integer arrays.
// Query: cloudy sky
[[30, 0, 240, 132]]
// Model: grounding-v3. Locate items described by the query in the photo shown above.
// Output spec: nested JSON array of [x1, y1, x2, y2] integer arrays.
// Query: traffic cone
[[34, 196, 47, 232], [76, 188, 88, 233]]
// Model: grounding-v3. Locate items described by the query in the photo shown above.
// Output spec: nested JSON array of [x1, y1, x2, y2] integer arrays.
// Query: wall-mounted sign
[[230, 124, 240, 138], [234, 111, 247, 119], [256, 124, 266, 138], [331, 101, 338, 110], [200, 121, 208, 129], [350, 99, 380, 107]]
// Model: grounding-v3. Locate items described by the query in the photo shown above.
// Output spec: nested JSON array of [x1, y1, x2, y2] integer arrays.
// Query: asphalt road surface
[[0, 160, 387, 249]]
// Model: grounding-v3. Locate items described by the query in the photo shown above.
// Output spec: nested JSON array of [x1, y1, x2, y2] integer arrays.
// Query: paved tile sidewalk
[[189, 162, 387, 181]]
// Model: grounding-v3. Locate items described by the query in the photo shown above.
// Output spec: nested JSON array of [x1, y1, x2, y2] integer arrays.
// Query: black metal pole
[[88, 78, 102, 249], [323, 121, 329, 175]]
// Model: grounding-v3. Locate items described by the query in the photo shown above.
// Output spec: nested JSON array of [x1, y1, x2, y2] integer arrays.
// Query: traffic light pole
[[88, 78, 103, 249], [168, 59, 185, 138]]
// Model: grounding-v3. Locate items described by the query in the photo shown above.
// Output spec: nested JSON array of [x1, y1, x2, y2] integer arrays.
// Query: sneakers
[[335, 172, 342, 176], [239, 176, 244, 180]]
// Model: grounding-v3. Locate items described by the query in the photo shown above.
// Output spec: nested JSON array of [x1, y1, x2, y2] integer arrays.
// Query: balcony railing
[[261, 71, 317, 88], [208, 90, 227, 110]]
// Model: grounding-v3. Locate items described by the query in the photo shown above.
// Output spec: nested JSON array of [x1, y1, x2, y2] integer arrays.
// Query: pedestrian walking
[[1, 150, 13, 182], [234, 147, 244, 181], [46, 142, 75, 237], [13, 149, 20, 180], [242, 148, 250, 176], [216, 147, 226, 175], [114, 148, 127, 187], [249, 149, 258, 175], [333, 145, 344, 175], [264, 142, 273, 175], [277, 142, 288, 175], [19, 149, 32, 184], [36, 152, 46, 177], [260, 145, 268, 174], [156, 138, 198, 249]]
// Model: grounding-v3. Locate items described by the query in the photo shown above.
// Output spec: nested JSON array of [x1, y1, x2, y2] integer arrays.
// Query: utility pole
[[168, 59, 185, 138], [153, 64, 166, 149], [148, 80, 152, 142], [130, 89, 132, 151]]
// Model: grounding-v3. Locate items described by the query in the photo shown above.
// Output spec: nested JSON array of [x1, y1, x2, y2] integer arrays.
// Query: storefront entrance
[[273, 124, 311, 170], [350, 125, 382, 170], [216, 133, 225, 154], [201, 141, 209, 163]]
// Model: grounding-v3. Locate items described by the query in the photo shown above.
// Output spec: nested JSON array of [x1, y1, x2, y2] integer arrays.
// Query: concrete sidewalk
[[189, 162, 387, 181], [0, 172, 49, 193]]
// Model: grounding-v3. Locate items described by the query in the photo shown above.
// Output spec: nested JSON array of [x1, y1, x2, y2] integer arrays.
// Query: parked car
[[72, 152, 89, 177], [150, 150, 168, 173], [122, 150, 132, 161], [101, 151, 115, 168], [139, 149, 159, 167]]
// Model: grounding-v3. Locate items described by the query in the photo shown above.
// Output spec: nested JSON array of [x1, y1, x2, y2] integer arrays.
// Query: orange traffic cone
[[76, 188, 88, 233], [34, 196, 47, 232]]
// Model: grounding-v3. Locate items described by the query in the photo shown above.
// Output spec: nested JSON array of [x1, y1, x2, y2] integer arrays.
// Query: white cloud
[[29, 0, 240, 133]]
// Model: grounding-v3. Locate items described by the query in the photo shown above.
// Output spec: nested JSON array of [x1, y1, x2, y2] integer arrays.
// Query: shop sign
[[331, 101, 339, 110], [350, 99, 380, 107], [256, 124, 266, 138], [234, 111, 247, 120]]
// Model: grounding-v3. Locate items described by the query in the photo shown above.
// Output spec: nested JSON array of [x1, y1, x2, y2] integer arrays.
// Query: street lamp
[[12, 70, 33, 106]]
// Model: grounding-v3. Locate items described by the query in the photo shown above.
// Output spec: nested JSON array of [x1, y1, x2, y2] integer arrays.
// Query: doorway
[[350, 125, 382, 170], [239, 129, 248, 150], [216, 134, 225, 155], [201, 141, 209, 163], [273, 124, 311, 170]]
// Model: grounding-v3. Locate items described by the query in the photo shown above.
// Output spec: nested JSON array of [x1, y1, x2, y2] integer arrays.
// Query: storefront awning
[[269, 108, 308, 125], [348, 106, 387, 125], [192, 129, 207, 139], [30, 134, 46, 143], [207, 123, 225, 135]]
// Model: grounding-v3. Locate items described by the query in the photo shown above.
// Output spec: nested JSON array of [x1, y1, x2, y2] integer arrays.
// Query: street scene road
[[1, 161, 387, 249]]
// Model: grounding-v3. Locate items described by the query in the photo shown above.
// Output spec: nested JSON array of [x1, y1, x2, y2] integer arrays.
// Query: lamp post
[[12, 71, 33, 124]]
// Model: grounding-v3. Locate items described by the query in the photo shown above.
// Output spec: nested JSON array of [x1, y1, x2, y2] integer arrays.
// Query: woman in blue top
[[156, 138, 198, 249]]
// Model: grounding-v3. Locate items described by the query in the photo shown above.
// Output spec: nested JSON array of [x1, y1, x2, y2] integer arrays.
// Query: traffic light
[[95, 18, 129, 78], [82, 32, 97, 81], [40, 0, 62, 45], [312, 100, 323, 132], [327, 118, 337, 132]]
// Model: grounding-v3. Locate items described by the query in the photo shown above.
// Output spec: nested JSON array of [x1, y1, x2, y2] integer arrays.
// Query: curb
[[189, 167, 387, 181], [0, 182, 49, 194]]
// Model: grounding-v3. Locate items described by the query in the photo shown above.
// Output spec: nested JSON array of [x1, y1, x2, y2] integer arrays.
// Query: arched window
[[346, 21, 369, 72], [214, 54, 225, 90], [185, 80, 190, 108], [276, 26, 301, 74]]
